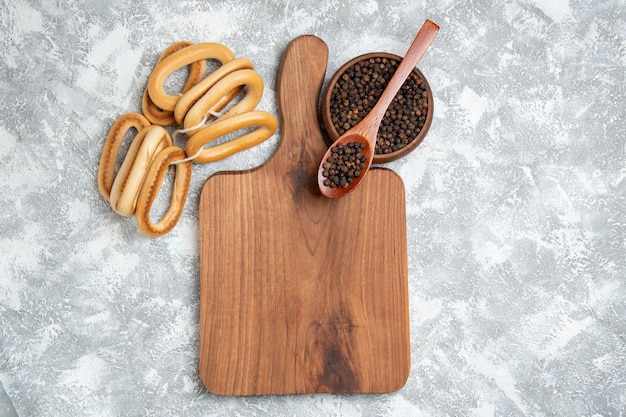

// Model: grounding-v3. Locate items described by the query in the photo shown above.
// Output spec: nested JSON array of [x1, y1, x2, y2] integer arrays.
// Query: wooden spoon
[[317, 19, 440, 198]]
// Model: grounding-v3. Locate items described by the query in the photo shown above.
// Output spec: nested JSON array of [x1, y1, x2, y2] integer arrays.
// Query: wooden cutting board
[[198, 35, 409, 396]]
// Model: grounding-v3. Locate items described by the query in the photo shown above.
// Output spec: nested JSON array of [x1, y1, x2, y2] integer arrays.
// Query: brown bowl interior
[[320, 52, 434, 164]]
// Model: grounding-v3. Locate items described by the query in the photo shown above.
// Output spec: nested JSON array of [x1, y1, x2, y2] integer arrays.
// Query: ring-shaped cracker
[[173, 57, 255, 126], [135, 147, 192, 238], [182, 69, 265, 135], [147, 42, 235, 112], [185, 110, 277, 163], [109, 125, 172, 217], [142, 42, 207, 126], [98, 112, 151, 201]]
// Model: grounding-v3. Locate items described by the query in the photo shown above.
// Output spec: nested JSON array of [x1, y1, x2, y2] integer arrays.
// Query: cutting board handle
[[267, 35, 329, 186]]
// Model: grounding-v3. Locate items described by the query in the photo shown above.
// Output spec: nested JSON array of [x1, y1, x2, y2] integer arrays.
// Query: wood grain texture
[[198, 35, 410, 396]]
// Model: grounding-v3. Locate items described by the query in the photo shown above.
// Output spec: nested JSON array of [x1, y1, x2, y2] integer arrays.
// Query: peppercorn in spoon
[[318, 19, 439, 198]]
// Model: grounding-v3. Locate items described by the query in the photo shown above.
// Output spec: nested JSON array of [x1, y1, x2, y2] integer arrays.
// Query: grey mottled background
[[1, 0, 625, 416]]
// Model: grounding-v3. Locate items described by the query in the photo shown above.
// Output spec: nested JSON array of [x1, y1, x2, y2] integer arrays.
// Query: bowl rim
[[320, 51, 434, 164]]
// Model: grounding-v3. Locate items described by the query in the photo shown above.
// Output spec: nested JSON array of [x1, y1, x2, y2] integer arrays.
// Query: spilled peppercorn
[[328, 56, 429, 155], [321, 142, 367, 188]]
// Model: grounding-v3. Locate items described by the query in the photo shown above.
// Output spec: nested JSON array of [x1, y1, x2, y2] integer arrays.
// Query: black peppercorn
[[320, 142, 367, 189], [329, 57, 429, 155]]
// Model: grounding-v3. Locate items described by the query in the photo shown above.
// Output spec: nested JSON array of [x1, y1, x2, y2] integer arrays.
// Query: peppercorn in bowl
[[321, 52, 433, 164]]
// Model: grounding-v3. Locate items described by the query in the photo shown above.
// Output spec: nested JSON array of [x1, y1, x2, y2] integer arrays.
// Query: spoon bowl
[[318, 19, 439, 198], [317, 133, 374, 198]]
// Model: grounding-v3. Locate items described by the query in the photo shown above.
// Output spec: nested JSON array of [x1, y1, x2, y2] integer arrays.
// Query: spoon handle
[[368, 20, 440, 130]]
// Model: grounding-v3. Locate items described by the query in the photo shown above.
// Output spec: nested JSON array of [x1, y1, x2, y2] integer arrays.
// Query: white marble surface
[[1, 0, 625, 416]]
